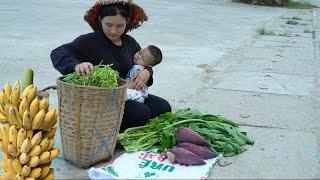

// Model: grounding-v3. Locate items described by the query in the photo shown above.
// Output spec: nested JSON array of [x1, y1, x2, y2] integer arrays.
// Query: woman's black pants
[[120, 94, 171, 132]]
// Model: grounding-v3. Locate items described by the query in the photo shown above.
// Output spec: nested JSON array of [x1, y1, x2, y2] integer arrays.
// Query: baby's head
[[133, 45, 162, 67]]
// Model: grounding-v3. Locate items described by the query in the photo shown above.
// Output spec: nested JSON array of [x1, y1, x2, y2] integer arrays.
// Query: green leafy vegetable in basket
[[117, 108, 254, 157], [63, 64, 119, 88]]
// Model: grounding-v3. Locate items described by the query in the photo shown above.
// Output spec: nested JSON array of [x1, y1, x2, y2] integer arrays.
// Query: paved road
[[0, 0, 319, 179]]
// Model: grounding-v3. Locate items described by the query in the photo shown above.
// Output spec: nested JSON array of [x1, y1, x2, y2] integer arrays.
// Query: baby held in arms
[[126, 45, 162, 103]]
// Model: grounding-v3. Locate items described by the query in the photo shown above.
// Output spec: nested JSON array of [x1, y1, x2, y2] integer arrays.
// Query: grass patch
[[292, 16, 302, 20], [257, 28, 292, 37], [303, 30, 316, 38], [284, 0, 318, 9], [286, 19, 299, 25], [258, 28, 276, 35], [232, 0, 318, 9]]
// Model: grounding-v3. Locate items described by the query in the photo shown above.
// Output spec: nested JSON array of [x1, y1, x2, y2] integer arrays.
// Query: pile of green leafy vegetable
[[63, 64, 119, 88], [118, 108, 254, 157]]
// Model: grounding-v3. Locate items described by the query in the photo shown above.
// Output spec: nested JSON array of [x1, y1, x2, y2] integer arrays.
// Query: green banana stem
[[22, 69, 34, 91]]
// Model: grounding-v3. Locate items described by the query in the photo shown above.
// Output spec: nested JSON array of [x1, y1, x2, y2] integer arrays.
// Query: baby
[[126, 45, 162, 103]]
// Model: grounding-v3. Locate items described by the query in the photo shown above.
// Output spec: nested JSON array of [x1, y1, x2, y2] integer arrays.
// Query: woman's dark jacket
[[50, 30, 153, 86]]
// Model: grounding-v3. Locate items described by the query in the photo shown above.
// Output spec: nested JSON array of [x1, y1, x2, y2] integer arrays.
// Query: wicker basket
[[56, 76, 127, 168]]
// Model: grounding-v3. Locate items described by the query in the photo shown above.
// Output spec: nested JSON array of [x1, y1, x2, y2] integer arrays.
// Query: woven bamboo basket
[[56, 76, 127, 168]]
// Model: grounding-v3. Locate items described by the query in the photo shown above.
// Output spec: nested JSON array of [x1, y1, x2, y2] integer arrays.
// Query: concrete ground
[[0, 0, 319, 179]]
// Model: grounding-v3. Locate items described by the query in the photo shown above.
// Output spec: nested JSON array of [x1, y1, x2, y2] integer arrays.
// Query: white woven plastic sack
[[88, 149, 222, 179]]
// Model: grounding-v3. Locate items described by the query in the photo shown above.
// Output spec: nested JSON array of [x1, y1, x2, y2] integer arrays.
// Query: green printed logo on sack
[[136, 170, 159, 179], [102, 166, 119, 177], [145, 172, 157, 178]]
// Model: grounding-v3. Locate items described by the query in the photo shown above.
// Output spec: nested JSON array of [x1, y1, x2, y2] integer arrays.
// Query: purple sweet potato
[[177, 142, 217, 159], [176, 127, 211, 147], [167, 147, 206, 166]]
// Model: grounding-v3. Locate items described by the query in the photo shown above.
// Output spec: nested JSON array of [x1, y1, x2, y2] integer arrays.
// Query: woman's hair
[[98, 4, 130, 21], [84, 1, 148, 32]]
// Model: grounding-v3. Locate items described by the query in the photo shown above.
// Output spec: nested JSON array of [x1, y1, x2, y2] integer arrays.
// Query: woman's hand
[[74, 62, 94, 75], [128, 69, 150, 90]]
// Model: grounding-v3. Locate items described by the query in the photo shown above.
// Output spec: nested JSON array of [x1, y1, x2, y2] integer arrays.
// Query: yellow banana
[[27, 156, 39, 168], [26, 129, 33, 139], [21, 84, 33, 100], [1, 125, 5, 137], [25, 86, 37, 105], [29, 97, 39, 120], [0, 104, 7, 117], [29, 167, 42, 179], [47, 138, 55, 151], [0, 91, 4, 107], [10, 81, 21, 108], [1, 153, 9, 171], [17, 128, 27, 148], [0, 128, 2, 150], [8, 105, 23, 128], [43, 169, 54, 180], [6, 156, 14, 172], [39, 166, 50, 179], [0, 125, 2, 139], [1, 160, 7, 172], [20, 138, 32, 154], [3, 82, 11, 98], [1, 123, 10, 153], [19, 152, 30, 165], [0, 89, 9, 105], [49, 148, 59, 161], [30, 131, 42, 148], [0, 112, 8, 122], [39, 97, 49, 112], [15, 173, 24, 180], [42, 109, 56, 130], [7, 127, 19, 154], [39, 138, 49, 152], [31, 109, 45, 130], [2, 152, 9, 159], [13, 158, 22, 174], [0, 90, 6, 106], [7, 104, 15, 125], [8, 125, 17, 146], [43, 127, 56, 139], [8, 143, 18, 156], [18, 97, 28, 119], [29, 145, 42, 157], [25, 178, 35, 180], [21, 165, 31, 177], [4, 103, 10, 118], [22, 110, 31, 130], [39, 151, 50, 164], [1, 172, 15, 180]]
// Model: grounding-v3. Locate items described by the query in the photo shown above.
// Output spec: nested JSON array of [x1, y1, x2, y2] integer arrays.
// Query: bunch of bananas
[[0, 81, 59, 180]]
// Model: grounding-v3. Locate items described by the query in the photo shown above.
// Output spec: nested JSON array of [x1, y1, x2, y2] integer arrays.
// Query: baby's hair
[[147, 45, 162, 66]]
